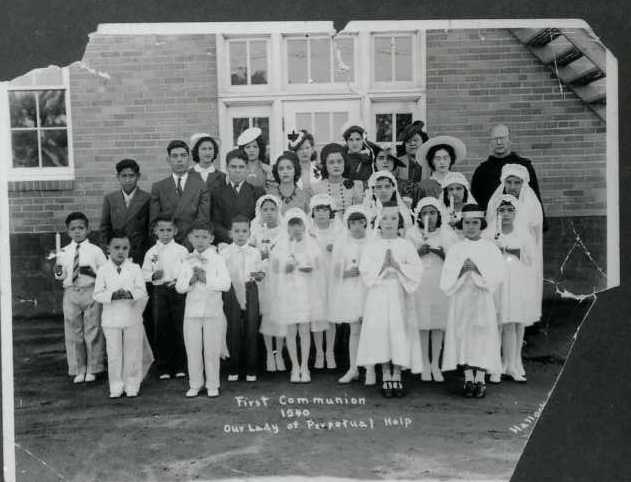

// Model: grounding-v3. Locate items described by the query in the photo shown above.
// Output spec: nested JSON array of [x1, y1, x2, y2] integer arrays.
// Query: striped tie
[[177, 176, 183, 196], [72, 243, 80, 285]]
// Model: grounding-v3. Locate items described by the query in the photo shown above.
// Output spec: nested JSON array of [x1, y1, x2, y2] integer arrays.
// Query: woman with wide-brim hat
[[415, 135, 467, 202], [237, 127, 274, 190], [189, 132, 226, 192]]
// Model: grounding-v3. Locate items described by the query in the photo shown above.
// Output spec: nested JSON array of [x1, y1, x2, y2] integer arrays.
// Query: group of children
[[53, 129, 543, 401]]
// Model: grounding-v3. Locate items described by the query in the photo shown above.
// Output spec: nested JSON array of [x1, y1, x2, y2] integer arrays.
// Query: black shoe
[[463, 381, 475, 397], [393, 381, 405, 398], [381, 381, 394, 398], [474, 382, 487, 398]]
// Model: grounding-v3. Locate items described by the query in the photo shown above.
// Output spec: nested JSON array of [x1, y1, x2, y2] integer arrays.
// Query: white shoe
[[73, 373, 85, 384], [326, 352, 337, 370], [314, 352, 324, 369], [266, 353, 276, 372], [126, 391, 138, 398], [109, 392, 122, 399], [290, 369, 301, 383], [489, 373, 502, 384], [159, 373, 171, 380], [431, 367, 444, 383], [246, 375, 257, 382], [300, 368, 311, 383], [84, 373, 96, 383], [364, 367, 376, 386], [174, 372, 186, 379], [338, 369, 359, 384], [185, 388, 199, 398], [420, 370, 432, 382], [275, 352, 286, 371], [227, 374, 239, 382], [207, 388, 219, 398]]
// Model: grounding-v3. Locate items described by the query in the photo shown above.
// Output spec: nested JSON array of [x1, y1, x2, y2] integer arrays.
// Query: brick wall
[[425, 28, 607, 218], [8, 33, 219, 233]]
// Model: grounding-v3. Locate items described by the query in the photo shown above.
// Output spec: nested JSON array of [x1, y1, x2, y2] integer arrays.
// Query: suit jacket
[[210, 181, 265, 244], [100, 188, 151, 264], [150, 174, 210, 244], [189, 168, 226, 194]]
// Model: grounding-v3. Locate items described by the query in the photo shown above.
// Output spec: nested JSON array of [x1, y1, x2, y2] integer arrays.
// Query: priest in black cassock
[[471, 124, 547, 231]]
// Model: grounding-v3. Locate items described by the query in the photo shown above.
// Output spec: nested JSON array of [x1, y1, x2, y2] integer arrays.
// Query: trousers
[[103, 324, 144, 394], [62, 286, 105, 376], [224, 282, 260, 376], [152, 285, 186, 374], [184, 316, 224, 390]]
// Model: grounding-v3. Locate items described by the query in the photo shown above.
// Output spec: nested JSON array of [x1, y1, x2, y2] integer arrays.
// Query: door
[[283, 100, 362, 156]]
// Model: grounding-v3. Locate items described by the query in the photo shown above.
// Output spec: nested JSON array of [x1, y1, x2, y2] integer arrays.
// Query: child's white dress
[[311, 222, 343, 330], [328, 236, 368, 324], [491, 229, 538, 327], [407, 226, 449, 331], [356, 236, 424, 372], [268, 235, 327, 328], [440, 237, 506, 373]]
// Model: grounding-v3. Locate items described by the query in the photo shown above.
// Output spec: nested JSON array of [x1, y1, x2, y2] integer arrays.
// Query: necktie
[[233, 183, 240, 195], [116, 265, 122, 274], [72, 243, 81, 284], [177, 176, 183, 196], [124, 196, 130, 208]]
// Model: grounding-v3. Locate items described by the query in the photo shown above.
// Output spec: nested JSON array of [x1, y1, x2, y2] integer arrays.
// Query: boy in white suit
[[94, 231, 153, 398], [176, 221, 231, 397]]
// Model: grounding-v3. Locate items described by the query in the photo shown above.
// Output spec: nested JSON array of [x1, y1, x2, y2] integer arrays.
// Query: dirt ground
[[11, 299, 586, 482]]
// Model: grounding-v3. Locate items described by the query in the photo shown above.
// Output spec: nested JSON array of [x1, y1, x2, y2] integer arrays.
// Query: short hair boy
[[141, 215, 189, 379], [220, 215, 264, 382], [54, 211, 107, 383], [93, 231, 151, 398], [100, 158, 151, 264]]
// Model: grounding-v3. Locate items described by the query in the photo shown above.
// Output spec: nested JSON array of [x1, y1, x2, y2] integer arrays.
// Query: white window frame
[[371, 100, 423, 149], [371, 32, 420, 89], [2, 67, 74, 182], [220, 35, 272, 93], [282, 33, 358, 91]]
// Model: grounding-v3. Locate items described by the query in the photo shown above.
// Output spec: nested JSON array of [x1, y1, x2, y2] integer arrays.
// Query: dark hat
[[374, 144, 405, 169]]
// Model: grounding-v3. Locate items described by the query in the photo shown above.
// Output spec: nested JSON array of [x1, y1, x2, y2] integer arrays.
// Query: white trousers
[[184, 317, 223, 391], [103, 324, 143, 394]]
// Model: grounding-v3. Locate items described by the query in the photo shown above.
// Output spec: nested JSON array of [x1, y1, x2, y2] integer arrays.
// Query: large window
[[286, 35, 354, 85], [231, 116, 269, 147], [5, 66, 73, 181], [373, 34, 414, 83], [228, 38, 269, 86], [375, 112, 413, 145]]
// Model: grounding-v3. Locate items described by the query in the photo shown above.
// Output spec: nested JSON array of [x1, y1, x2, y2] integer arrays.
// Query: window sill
[[8, 179, 74, 192]]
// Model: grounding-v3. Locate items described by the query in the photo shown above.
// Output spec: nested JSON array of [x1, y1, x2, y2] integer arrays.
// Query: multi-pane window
[[294, 111, 349, 153], [7, 66, 71, 176], [374, 35, 413, 82], [286, 35, 354, 84], [375, 112, 413, 145], [228, 39, 268, 86]]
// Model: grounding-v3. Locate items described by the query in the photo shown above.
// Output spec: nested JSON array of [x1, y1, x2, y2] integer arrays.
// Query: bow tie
[[189, 253, 208, 264]]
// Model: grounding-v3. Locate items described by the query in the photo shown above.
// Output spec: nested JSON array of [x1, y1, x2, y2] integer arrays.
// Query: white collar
[[172, 172, 188, 183], [156, 239, 175, 249], [71, 239, 88, 248], [122, 187, 137, 200], [194, 163, 215, 174]]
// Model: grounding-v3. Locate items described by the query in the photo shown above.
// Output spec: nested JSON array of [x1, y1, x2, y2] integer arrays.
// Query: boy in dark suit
[[210, 149, 265, 244], [100, 158, 151, 264], [150, 140, 210, 245]]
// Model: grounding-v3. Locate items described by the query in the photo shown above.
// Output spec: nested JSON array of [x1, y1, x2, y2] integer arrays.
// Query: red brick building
[[0, 21, 616, 317]]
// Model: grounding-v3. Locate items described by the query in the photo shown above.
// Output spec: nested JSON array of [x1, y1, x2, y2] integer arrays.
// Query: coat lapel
[[124, 189, 147, 221]]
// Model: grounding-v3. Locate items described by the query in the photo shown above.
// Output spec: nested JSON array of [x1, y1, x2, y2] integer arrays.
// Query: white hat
[[500, 164, 530, 183], [413, 196, 441, 218], [343, 204, 370, 226], [237, 127, 262, 147], [497, 194, 519, 208], [309, 192, 335, 213], [189, 132, 219, 151], [417, 135, 467, 166], [441, 171, 470, 190], [367, 170, 398, 190]]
